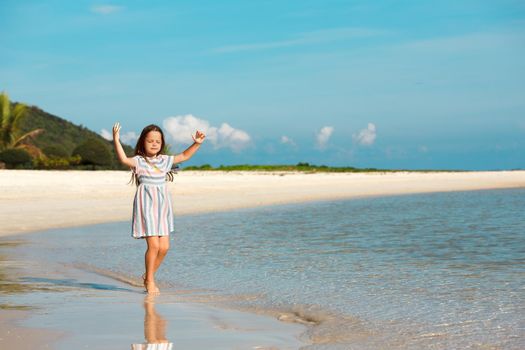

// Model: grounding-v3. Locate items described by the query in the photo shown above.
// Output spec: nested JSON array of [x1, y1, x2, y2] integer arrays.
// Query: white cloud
[[163, 114, 251, 153], [280, 135, 297, 147], [100, 128, 138, 146], [100, 129, 112, 141], [121, 131, 138, 146], [91, 5, 123, 15], [418, 145, 428, 153], [315, 126, 334, 150], [163, 115, 210, 144], [216, 123, 252, 152], [353, 123, 376, 146]]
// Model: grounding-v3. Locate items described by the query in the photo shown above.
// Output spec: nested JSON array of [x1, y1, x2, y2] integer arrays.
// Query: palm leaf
[[16, 143, 44, 158], [0, 92, 9, 128], [0, 93, 28, 149], [13, 128, 45, 148], [0, 93, 9, 148], [10, 103, 27, 129]]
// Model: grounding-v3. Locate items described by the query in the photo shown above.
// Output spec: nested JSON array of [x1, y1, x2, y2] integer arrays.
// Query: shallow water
[[13, 188, 525, 349]]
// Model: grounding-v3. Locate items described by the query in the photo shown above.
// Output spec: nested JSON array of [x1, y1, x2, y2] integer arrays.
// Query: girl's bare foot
[[143, 273, 160, 294], [145, 279, 160, 295]]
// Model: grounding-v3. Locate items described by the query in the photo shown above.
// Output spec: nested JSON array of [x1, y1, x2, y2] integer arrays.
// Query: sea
[[10, 188, 525, 349]]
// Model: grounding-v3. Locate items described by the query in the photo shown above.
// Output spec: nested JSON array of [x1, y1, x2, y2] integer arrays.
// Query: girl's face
[[144, 131, 163, 157]]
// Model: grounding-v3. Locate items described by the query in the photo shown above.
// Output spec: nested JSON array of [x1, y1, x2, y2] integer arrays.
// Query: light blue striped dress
[[131, 154, 175, 239]]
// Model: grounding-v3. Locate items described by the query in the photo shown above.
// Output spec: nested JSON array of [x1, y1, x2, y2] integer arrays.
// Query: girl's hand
[[113, 122, 121, 141], [192, 130, 206, 144]]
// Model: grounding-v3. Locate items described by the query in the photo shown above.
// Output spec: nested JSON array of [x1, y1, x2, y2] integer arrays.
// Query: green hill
[[15, 103, 134, 169]]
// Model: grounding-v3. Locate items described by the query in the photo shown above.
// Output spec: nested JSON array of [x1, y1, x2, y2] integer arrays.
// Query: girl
[[113, 122, 205, 295]]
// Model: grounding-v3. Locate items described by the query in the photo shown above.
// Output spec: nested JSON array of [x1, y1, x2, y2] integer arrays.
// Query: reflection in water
[[131, 295, 173, 350]]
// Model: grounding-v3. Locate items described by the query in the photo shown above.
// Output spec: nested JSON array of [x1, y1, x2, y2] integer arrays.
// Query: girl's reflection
[[131, 295, 173, 350]]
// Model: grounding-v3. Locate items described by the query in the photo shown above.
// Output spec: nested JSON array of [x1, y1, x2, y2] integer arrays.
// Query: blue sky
[[1, 0, 524, 169]]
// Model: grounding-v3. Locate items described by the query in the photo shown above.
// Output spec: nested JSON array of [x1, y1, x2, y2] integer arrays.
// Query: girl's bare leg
[[144, 236, 170, 295], [145, 236, 160, 295], [154, 236, 170, 273]]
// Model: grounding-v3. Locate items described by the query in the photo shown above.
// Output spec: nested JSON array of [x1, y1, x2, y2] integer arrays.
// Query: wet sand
[[0, 238, 307, 349], [1, 169, 524, 237]]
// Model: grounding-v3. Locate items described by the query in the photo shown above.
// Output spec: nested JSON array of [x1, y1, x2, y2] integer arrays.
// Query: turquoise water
[[17, 188, 525, 349]]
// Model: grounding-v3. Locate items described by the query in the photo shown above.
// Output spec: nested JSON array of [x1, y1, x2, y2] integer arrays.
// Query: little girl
[[113, 122, 205, 295]]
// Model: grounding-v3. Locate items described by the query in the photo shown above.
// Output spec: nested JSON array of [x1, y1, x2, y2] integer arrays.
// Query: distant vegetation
[[0, 91, 134, 170], [186, 162, 402, 173], [0, 92, 45, 165], [72, 138, 114, 169], [185, 162, 379, 172], [184, 162, 459, 173]]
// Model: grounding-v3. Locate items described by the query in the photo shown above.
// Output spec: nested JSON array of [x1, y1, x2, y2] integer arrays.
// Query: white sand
[[0, 169, 524, 237]]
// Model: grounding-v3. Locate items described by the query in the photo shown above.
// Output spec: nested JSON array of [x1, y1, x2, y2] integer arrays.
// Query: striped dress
[[131, 154, 175, 239]]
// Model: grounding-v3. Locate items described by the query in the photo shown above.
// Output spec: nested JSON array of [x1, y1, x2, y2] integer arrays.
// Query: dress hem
[[132, 232, 174, 240]]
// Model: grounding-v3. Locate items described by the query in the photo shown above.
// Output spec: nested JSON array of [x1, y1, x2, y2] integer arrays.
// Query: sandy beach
[[1, 169, 524, 349], [0, 169, 524, 237]]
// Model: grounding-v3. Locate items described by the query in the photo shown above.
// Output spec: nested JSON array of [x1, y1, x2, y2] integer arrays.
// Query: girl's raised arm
[[172, 130, 205, 164], [113, 122, 135, 168]]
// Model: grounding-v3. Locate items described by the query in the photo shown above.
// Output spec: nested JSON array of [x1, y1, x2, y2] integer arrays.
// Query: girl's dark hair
[[129, 124, 178, 186]]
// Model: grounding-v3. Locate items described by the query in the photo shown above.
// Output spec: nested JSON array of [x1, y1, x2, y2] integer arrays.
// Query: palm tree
[[0, 92, 44, 157]]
